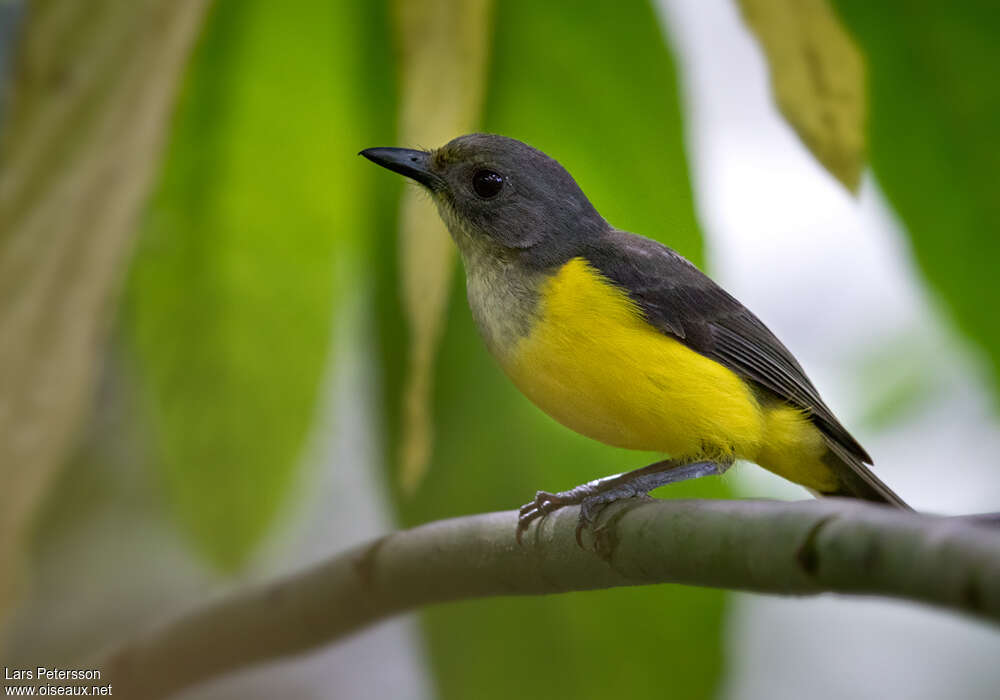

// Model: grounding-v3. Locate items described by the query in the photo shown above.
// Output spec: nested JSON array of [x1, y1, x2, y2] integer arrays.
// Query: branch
[[98, 499, 1000, 699]]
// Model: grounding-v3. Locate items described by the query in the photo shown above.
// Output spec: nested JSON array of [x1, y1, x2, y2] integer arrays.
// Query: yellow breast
[[501, 257, 766, 460]]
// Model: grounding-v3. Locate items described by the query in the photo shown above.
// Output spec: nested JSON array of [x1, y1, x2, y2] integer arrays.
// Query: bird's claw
[[516, 490, 566, 544], [574, 496, 610, 547], [516, 487, 608, 548]]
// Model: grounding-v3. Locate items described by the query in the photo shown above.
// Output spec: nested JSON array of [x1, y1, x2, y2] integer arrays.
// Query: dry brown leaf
[[392, 0, 494, 494], [0, 0, 209, 636], [738, 0, 866, 191]]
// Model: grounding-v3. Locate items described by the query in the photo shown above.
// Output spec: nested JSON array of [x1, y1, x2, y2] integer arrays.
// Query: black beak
[[359, 147, 443, 190]]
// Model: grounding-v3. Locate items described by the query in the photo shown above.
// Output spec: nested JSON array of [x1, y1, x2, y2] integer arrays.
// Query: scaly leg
[[517, 457, 733, 545]]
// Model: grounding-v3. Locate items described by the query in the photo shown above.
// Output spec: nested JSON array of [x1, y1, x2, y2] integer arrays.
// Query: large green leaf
[[124, 0, 394, 568], [376, 1, 726, 697], [832, 0, 1000, 389]]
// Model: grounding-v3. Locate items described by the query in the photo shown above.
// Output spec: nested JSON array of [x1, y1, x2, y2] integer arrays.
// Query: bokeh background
[[1, 0, 998, 698]]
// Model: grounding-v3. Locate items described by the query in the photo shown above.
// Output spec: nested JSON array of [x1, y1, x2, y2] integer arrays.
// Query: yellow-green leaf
[[738, 0, 866, 191], [392, 0, 494, 494]]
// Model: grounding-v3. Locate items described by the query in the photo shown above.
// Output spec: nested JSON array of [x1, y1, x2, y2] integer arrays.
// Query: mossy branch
[[97, 498, 1000, 699]]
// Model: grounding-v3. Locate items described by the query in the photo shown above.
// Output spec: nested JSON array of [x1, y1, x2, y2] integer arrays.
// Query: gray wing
[[582, 229, 872, 464]]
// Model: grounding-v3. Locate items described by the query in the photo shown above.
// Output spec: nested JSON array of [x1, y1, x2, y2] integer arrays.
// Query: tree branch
[[98, 498, 1000, 699]]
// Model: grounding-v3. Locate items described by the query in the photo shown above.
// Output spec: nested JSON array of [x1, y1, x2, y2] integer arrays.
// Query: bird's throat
[[461, 246, 544, 361]]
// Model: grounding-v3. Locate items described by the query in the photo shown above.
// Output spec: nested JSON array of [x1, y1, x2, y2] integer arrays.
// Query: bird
[[361, 133, 908, 543]]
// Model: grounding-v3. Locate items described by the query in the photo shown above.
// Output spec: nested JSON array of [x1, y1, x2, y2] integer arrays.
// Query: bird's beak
[[359, 147, 443, 190]]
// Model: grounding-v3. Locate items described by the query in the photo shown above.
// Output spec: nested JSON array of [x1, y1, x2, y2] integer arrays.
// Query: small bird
[[362, 134, 908, 542]]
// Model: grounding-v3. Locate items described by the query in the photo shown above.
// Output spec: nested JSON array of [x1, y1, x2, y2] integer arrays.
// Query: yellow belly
[[502, 257, 764, 459], [499, 257, 840, 491]]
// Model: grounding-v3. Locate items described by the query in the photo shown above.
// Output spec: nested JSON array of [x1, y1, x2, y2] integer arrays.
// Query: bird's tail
[[817, 438, 910, 509]]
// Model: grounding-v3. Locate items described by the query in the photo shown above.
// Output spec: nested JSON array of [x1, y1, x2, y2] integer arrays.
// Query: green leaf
[[832, 0, 1000, 390], [375, 1, 725, 697], [124, 0, 394, 568]]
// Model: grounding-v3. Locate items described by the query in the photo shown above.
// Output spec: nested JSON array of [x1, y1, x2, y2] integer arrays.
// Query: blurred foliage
[[854, 334, 939, 431], [739, 0, 866, 191], [833, 0, 1000, 391], [123, 0, 394, 568], [9, 0, 999, 696], [376, 1, 727, 699], [0, 0, 209, 631]]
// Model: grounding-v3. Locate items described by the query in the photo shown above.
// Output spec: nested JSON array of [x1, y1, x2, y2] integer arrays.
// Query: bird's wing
[[582, 229, 871, 464]]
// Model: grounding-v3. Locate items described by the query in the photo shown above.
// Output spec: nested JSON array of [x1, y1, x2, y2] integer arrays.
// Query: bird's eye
[[472, 169, 504, 198]]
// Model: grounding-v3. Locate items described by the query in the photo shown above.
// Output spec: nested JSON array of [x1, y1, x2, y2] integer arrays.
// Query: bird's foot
[[516, 458, 730, 547], [516, 473, 653, 547]]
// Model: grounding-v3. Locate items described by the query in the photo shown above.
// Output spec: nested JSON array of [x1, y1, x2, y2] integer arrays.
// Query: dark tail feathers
[[818, 438, 910, 509]]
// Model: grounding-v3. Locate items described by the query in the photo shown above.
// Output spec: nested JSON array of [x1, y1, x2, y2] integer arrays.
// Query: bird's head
[[361, 134, 607, 264]]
